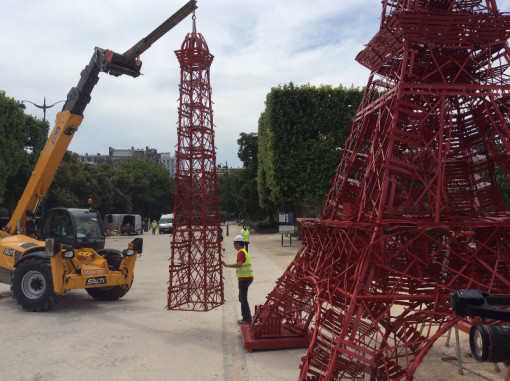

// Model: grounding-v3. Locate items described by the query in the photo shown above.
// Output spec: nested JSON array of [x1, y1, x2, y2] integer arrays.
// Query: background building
[[77, 147, 240, 178], [160, 152, 176, 177], [77, 146, 176, 176]]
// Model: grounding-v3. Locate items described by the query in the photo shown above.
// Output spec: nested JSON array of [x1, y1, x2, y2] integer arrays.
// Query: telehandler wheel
[[11, 258, 58, 312], [86, 251, 132, 301], [85, 276, 132, 301]]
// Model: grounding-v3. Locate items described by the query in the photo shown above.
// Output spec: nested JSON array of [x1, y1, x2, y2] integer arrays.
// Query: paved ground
[[0, 227, 506, 380]]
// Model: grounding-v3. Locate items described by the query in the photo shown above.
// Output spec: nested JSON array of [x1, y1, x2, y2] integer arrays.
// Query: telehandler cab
[[0, 0, 197, 311]]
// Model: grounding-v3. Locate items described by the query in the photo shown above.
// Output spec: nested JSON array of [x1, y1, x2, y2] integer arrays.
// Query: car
[[159, 214, 174, 234]]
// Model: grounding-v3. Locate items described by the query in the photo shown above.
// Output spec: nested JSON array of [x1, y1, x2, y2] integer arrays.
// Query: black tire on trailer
[[86, 250, 132, 301], [11, 257, 59, 312]]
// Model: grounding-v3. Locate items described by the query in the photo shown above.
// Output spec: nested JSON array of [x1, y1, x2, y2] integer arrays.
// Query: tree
[[45, 155, 173, 221], [116, 157, 174, 220], [257, 109, 278, 225], [257, 83, 364, 218], [45, 152, 134, 214], [218, 168, 241, 221], [496, 164, 510, 209], [0, 91, 48, 214], [236, 132, 265, 220], [237, 132, 258, 170], [46, 152, 99, 210], [94, 162, 133, 214]]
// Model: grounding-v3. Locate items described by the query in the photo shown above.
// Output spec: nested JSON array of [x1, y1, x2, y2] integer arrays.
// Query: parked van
[[103, 214, 124, 234], [159, 213, 174, 234], [121, 214, 143, 235]]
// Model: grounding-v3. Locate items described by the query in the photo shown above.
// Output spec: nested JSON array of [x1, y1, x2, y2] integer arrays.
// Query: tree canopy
[[235, 132, 265, 220], [0, 93, 173, 224], [257, 83, 364, 217], [116, 157, 174, 219], [45, 154, 174, 221], [0, 91, 48, 214]]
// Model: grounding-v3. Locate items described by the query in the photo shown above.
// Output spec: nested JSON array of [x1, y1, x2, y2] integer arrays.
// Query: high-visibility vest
[[241, 229, 250, 242], [236, 249, 253, 279]]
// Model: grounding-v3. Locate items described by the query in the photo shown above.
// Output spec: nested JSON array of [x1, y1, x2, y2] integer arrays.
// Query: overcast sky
[[3, 1, 510, 168]]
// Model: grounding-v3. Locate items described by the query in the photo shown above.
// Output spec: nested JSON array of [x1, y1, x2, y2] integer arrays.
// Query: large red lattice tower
[[167, 16, 224, 311], [247, 1, 510, 379]]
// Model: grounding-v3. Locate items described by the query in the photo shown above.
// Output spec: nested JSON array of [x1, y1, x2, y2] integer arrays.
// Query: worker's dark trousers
[[238, 278, 253, 322]]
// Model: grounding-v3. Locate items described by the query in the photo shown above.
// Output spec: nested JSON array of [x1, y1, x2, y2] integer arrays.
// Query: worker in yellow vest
[[222, 235, 254, 324], [241, 225, 250, 252]]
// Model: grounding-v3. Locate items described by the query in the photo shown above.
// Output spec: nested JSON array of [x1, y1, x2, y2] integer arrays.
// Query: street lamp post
[[225, 160, 229, 236], [18, 97, 65, 122]]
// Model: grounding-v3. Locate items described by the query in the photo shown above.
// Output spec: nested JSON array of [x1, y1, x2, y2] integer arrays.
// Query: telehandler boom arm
[[5, 0, 197, 236]]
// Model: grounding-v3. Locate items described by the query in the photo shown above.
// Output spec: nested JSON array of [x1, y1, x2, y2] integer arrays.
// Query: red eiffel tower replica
[[244, 1, 510, 379], [168, 15, 224, 311]]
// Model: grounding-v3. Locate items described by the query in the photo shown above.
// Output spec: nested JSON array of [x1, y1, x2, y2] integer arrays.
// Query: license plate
[[86, 276, 107, 285]]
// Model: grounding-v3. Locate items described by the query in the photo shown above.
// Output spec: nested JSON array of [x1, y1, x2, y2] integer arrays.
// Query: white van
[[159, 213, 174, 234]]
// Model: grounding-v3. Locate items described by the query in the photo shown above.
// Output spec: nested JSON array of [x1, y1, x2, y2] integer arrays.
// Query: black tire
[[97, 249, 123, 270], [86, 250, 132, 301], [11, 257, 58, 312]]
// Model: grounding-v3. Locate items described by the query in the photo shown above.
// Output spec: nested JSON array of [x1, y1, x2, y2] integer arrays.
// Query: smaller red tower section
[[167, 16, 224, 311]]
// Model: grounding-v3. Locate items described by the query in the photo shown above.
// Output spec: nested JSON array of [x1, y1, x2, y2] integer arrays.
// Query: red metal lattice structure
[[246, 1, 510, 379], [167, 16, 224, 311]]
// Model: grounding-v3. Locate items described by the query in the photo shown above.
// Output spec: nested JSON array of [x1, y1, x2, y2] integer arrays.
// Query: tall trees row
[[2, 82, 365, 227], [256, 83, 364, 219], [5, 81, 510, 228], [0, 91, 173, 221], [45, 153, 174, 221]]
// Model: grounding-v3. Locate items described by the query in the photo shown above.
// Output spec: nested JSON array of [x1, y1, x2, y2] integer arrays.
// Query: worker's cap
[[233, 235, 244, 242]]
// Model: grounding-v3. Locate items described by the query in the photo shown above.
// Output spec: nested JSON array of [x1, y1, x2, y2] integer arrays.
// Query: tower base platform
[[240, 324, 311, 352]]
